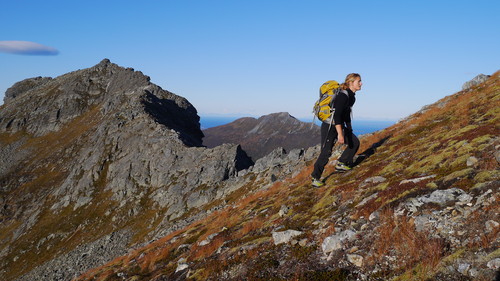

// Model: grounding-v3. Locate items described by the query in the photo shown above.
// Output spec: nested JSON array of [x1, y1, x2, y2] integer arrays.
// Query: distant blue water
[[200, 116, 395, 135], [200, 116, 241, 130], [351, 119, 396, 135]]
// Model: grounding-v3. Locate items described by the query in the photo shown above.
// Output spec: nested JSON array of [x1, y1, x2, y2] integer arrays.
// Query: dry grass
[[236, 216, 265, 238], [290, 165, 314, 184], [191, 233, 228, 261], [0, 130, 27, 145], [367, 208, 444, 278]]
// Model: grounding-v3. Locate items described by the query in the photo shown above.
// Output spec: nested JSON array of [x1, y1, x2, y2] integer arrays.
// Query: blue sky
[[1, 0, 499, 121]]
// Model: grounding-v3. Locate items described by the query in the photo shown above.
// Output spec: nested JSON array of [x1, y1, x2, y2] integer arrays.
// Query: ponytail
[[340, 73, 361, 90]]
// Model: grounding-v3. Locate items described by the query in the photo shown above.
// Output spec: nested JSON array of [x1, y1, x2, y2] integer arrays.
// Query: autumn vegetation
[[73, 72, 499, 280]]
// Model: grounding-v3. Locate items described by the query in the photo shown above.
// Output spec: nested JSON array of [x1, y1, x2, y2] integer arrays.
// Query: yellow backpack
[[313, 80, 344, 123]]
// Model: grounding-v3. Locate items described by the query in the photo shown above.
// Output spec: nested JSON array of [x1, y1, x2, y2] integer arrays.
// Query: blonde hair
[[340, 73, 361, 90]]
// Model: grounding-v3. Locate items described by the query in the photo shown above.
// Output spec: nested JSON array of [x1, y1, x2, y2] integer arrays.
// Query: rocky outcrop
[[0, 59, 201, 143], [4, 76, 53, 103], [203, 112, 320, 160], [272, 229, 303, 245], [462, 73, 491, 90]]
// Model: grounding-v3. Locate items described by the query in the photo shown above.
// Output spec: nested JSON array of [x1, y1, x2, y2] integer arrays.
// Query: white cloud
[[0, 41, 59, 55]]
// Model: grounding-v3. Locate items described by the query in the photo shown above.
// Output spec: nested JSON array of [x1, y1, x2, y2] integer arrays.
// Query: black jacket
[[333, 89, 356, 126]]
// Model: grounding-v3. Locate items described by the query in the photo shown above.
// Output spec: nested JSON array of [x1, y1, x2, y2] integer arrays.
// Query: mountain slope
[[2, 60, 309, 280], [203, 112, 320, 161], [76, 72, 499, 280]]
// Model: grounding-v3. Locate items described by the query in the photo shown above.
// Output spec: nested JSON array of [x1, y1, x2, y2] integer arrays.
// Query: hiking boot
[[335, 162, 352, 171], [311, 178, 325, 188]]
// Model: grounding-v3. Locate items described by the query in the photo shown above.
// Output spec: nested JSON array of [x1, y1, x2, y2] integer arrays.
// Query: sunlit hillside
[[76, 72, 499, 280]]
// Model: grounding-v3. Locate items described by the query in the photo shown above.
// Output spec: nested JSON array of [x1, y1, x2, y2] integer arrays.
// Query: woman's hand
[[335, 124, 345, 144]]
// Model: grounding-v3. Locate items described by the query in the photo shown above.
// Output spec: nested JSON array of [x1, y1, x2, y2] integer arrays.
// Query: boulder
[[347, 254, 364, 267], [322, 229, 356, 254], [272, 230, 303, 245]]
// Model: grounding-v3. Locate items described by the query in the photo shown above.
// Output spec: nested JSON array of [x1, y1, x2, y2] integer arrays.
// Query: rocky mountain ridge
[[203, 112, 320, 161], [0, 60, 317, 280]]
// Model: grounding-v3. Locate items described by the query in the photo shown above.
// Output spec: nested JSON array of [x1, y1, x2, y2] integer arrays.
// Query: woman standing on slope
[[311, 73, 362, 187]]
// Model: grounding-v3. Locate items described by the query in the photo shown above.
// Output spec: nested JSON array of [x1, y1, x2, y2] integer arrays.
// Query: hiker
[[311, 73, 362, 187]]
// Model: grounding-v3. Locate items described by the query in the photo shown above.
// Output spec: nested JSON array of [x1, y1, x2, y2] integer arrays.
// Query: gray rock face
[[462, 74, 490, 90], [4, 76, 53, 103], [0, 59, 202, 143]]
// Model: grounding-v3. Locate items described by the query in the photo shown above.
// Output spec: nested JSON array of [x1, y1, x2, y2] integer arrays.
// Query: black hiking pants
[[311, 122, 360, 180]]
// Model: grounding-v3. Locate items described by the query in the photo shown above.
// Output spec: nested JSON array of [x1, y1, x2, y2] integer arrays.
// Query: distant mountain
[[203, 112, 321, 160]]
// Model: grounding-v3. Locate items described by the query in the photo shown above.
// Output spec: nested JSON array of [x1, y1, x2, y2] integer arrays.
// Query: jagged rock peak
[[88, 58, 149, 80], [98, 58, 111, 65], [90, 58, 114, 72], [0, 59, 202, 145]]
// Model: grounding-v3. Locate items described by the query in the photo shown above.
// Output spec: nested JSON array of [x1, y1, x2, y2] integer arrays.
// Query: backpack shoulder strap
[[329, 88, 345, 106], [339, 89, 353, 120]]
